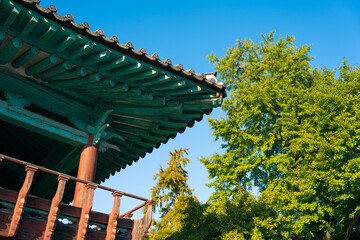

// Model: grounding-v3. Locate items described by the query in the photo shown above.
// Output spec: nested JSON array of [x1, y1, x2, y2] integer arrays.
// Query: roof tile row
[[12, 0, 226, 95]]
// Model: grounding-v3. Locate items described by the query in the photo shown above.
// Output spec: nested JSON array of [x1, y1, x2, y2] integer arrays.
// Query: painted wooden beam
[[0, 37, 22, 64], [83, 50, 110, 65], [45, 66, 87, 81], [4, 5, 20, 28], [25, 54, 58, 76], [151, 80, 187, 91], [70, 41, 94, 59], [111, 104, 183, 116], [0, 99, 88, 146], [97, 56, 127, 72], [38, 25, 58, 45], [12, 47, 40, 68], [55, 33, 77, 53], [111, 62, 143, 76], [0, 29, 6, 46], [34, 61, 73, 79], [20, 16, 39, 37], [123, 69, 158, 82], [51, 73, 102, 87], [0, 70, 93, 121], [138, 75, 171, 86]]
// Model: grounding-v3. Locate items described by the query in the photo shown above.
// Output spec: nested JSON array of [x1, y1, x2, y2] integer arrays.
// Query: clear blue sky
[[45, 0, 360, 219]]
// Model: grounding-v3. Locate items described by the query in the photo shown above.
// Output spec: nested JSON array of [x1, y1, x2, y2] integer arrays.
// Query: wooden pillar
[[73, 134, 98, 207]]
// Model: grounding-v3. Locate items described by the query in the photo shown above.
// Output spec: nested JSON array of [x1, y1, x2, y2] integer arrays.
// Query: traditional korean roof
[[0, 0, 225, 201]]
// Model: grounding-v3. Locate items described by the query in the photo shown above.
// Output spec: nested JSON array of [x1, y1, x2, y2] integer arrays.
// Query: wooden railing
[[0, 154, 154, 240]]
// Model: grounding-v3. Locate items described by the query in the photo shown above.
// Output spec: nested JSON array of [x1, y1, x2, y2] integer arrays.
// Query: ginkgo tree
[[203, 31, 360, 239]]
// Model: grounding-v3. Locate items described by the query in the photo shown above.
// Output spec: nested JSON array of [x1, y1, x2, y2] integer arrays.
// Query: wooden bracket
[[99, 141, 121, 153], [8, 165, 37, 237], [43, 175, 69, 240], [105, 191, 123, 240], [76, 183, 97, 240], [92, 109, 113, 145], [4, 91, 32, 108]]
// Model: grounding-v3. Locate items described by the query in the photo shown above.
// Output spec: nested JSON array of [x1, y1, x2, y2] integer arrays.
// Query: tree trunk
[[344, 211, 360, 240]]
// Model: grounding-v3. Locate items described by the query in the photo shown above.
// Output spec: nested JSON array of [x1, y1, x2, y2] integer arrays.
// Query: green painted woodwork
[[4, 91, 31, 108], [0, 0, 224, 197], [77, 78, 129, 94], [138, 75, 171, 86], [44, 66, 87, 81], [0, 29, 5, 45], [52, 73, 102, 87], [111, 62, 143, 76], [123, 69, 158, 82], [11, 47, 39, 68], [97, 56, 127, 72], [152, 80, 187, 91], [55, 33, 77, 53], [70, 42, 94, 59], [37, 25, 58, 45], [0, 70, 93, 122], [20, 16, 38, 37], [111, 104, 183, 117], [33, 61, 73, 79], [3, 5, 20, 28], [0, 37, 22, 64], [83, 50, 110, 65], [25, 54, 58, 75], [0, 99, 88, 146]]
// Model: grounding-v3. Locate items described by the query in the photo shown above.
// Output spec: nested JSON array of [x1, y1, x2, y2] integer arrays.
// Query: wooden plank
[[8, 165, 37, 237], [0, 99, 89, 146]]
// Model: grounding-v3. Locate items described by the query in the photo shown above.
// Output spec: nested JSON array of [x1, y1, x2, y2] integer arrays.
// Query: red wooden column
[[73, 134, 99, 207]]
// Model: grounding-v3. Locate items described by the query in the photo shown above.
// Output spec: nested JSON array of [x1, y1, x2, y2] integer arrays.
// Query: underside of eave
[[0, 0, 225, 199]]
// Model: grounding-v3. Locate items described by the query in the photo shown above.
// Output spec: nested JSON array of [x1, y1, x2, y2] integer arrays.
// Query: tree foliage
[[151, 148, 193, 217], [149, 32, 360, 240], [203, 31, 360, 239]]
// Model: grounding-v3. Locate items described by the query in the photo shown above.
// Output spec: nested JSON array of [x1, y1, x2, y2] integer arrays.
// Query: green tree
[[203, 31, 360, 239], [148, 148, 196, 239]]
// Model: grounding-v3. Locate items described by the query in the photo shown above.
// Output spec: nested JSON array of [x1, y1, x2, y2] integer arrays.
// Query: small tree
[[151, 147, 193, 216]]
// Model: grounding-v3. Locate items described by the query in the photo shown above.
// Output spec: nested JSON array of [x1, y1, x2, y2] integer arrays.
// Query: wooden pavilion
[[0, 0, 226, 239]]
